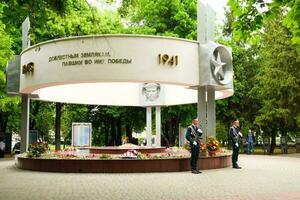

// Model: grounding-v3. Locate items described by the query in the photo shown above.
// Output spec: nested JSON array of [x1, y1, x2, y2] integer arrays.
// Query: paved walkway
[[0, 154, 300, 200]]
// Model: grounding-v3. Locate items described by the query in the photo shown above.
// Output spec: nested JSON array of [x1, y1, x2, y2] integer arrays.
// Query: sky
[[88, 0, 229, 25]]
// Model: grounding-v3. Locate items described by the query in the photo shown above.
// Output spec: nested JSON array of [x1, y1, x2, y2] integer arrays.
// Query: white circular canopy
[[20, 35, 233, 106], [32, 82, 233, 106]]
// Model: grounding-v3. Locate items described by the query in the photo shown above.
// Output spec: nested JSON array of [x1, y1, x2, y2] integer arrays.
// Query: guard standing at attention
[[229, 119, 243, 169], [185, 117, 203, 174]]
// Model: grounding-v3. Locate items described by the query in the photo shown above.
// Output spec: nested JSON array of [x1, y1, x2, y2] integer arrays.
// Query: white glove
[[193, 141, 197, 146], [238, 132, 243, 137], [235, 142, 239, 148], [197, 129, 203, 134]]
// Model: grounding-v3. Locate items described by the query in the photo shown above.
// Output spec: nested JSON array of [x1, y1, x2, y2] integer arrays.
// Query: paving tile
[[0, 154, 300, 200]]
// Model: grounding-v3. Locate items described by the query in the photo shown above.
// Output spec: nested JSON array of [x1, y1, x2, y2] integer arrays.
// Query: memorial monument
[[7, 1, 234, 153]]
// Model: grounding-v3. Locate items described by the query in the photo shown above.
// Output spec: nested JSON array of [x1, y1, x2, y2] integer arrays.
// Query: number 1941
[[158, 54, 178, 66]]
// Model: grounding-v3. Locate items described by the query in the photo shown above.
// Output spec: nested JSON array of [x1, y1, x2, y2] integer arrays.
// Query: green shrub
[[27, 141, 49, 158]]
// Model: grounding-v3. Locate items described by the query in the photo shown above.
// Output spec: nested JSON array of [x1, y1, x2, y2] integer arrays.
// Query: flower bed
[[21, 147, 191, 160], [16, 145, 232, 173]]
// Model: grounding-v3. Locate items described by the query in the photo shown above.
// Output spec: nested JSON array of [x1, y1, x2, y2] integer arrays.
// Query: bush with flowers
[[199, 142, 206, 152], [183, 140, 191, 151], [183, 140, 206, 153], [27, 140, 49, 158], [206, 137, 221, 156]]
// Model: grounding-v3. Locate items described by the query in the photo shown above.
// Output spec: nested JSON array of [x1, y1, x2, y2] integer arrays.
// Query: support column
[[20, 94, 30, 153], [207, 86, 216, 138], [197, 87, 207, 142], [206, 4, 215, 42], [155, 106, 161, 147], [197, 0, 206, 43], [197, 0, 217, 140], [146, 107, 152, 147], [55, 102, 62, 151], [20, 17, 31, 153], [197, 0, 208, 142]]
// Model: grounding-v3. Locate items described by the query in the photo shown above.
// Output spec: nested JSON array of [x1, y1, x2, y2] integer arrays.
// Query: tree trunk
[[126, 124, 132, 141], [116, 116, 122, 146], [164, 121, 170, 145], [29, 101, 40, 130], [104, 117, 109, 146], [0, 112, 6, 133], [170, 119, 179, 146], [55, 102, 62, 151], [269, 130, 276, 154], [168, 120, 174, 146], [174, 121, 179, 146], [110, 118, 116, 146]]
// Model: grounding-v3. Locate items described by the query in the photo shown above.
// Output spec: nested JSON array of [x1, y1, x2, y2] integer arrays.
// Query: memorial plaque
[[72, 123, 92, 147], [29, 130, 38, 145]]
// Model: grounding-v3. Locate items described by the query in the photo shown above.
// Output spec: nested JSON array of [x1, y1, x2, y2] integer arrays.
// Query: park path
[[0, 154, 300, 200]]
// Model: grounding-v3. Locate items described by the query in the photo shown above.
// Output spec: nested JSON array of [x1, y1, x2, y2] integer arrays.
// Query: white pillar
[[20, 17, 31, 153], [146, 107, 152, 147], [207, 86, 216, 138], [197, 0, 206, 43], [22, 17, 30, 50], [20, 94, 30, 153], [197, 0, 208, 142], [155, 106, 161, 147], [206, 4, 215, 42], [197, 0, 216, 141], [197, 87, 207, 142]]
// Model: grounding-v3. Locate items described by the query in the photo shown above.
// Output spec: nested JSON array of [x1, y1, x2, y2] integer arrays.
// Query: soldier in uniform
[[185, 117, 203, 174], [229, 119, 243, 169]]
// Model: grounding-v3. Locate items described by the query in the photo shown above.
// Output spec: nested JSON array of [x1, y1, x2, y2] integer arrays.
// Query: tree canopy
[[228, 0, 300, 52], [0, 0, 299, 150]]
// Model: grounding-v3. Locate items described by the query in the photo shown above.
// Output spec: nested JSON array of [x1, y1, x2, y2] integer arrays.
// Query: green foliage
[[0, 0, 124, 140], [251, 15, 300, 135], [0, 3, 20, 133], [1, 0, 298, 149], [119, 0, 197, 39], [136, 151, 147, 159], [99, 154, 111, 159], [216, 39, 261, 136], [161, 104, 196, 146], [223, 3, 299, 152], [30, 102, 55, 140], [61, 104, 88, 143], [216, 120, 228, 143], [228, 0, 300, 52], [1, 0, 124, 52]]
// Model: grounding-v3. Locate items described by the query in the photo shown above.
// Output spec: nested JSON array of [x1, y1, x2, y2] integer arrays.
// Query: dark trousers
[[190, 145, 199, 171], [232, 145, 239, 166]]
